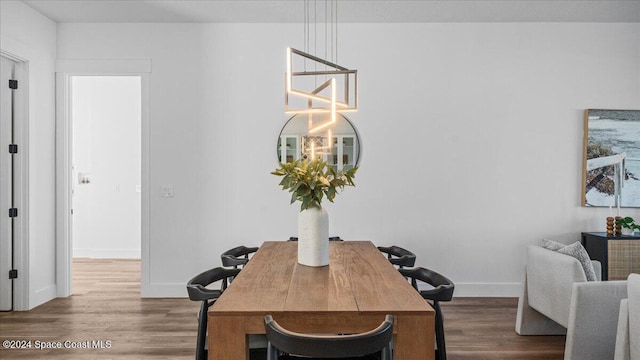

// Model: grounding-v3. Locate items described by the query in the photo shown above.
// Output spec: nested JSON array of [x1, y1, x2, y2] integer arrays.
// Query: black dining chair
[[377, 245, 416, 269], [221, 245, 259, 269], [187, 267, 267, 360], [399, 267, 455, 360], [186, 267, 239, 360], [263, 314, 394, 360]]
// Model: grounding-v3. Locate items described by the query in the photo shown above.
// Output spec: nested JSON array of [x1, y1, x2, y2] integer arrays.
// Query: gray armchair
[[516, 244, 628, 360], [614, 273, 639, 360]]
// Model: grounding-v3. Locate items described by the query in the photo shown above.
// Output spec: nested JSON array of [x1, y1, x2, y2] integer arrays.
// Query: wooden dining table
[[208, 241, 434, 360]]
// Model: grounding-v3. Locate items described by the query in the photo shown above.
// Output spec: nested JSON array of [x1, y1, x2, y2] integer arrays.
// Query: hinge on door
[[9, 269, 18, 279], [8, 80, 18, 89], [9, 208, 17, 218], [9, 144, 17, 154]]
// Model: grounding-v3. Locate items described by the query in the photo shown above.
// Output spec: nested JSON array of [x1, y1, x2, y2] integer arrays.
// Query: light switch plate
[[161, 185, 174, 198]]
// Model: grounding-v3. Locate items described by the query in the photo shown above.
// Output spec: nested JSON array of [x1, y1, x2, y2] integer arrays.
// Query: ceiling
[[22, 0, 640, 23]]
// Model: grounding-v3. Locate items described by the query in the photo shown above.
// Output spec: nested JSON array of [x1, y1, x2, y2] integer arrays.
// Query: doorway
[[69, 76, 142, 291], [56, 60, 150, 298]]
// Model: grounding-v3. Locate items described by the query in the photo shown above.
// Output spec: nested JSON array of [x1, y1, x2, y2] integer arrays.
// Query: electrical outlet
[[161, 185, 174, 198]]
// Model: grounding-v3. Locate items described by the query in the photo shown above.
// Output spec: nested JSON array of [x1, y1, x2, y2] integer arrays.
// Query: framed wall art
[[582, 109, 640, 208]]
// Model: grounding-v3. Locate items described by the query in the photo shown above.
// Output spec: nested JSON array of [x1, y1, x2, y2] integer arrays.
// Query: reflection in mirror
[[277, 114, 360, 171]]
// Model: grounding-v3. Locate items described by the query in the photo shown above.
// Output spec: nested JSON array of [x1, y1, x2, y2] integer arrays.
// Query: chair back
[[221, 245, 259, 268], [187, 267, 240, 301], [399, 267, 454, 302], [264, 314, 393, 359], [377, 245, 416, 268]]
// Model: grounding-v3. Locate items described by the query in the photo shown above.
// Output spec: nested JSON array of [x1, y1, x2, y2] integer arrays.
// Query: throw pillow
[[541, 239, 565, 251], [557, 241, 597, 281]]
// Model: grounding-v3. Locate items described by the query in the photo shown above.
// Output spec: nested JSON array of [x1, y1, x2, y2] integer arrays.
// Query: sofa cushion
[[541, 239, 566, 251], [557, 242, 597, 281]]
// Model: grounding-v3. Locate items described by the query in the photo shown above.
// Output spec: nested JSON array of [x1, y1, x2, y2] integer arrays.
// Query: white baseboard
[[73, 248, 141, 259], [29, 284, 56, 310]]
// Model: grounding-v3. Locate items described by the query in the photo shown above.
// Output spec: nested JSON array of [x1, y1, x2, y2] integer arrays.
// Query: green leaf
[[297, 184, 311, 196], [279, 176, 291, 189], [326, 187, 336, 199], [345, 176, 355, 187], [272, 155, 357, 209], [301, 196, 311, 210]]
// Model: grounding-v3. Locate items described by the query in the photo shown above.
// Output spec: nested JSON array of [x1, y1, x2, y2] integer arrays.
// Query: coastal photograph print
[[582, 109, 640, 207]]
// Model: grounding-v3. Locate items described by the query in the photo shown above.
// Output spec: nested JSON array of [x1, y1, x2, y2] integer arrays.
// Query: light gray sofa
[[614, 273, 639, 360], [516, 244, 628, 360]]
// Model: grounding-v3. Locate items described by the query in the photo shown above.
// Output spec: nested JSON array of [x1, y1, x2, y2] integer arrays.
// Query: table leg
[[209, 315, 248, 360], [394, 313, 433, 360]]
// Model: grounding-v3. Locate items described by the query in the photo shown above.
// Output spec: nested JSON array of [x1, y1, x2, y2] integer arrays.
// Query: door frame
[[55, 59, 151, 297], [0, 50, 30, 311]]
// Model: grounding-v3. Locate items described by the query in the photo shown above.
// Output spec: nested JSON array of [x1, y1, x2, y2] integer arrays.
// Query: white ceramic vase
[[297, 206, 329, 267]]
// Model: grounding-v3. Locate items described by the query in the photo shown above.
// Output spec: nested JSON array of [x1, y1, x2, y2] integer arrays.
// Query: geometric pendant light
[[284, 0, 358, 160], [286, 47, 357, 114], [285, 48, 357, 158]]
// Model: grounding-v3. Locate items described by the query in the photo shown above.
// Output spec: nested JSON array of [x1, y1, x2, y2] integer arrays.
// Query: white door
[[0, 56, 16, 311], [71, 76, 142, 261]]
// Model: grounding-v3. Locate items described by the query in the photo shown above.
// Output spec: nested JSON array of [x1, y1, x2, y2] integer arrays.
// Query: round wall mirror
[[277, 113, 360, 171]]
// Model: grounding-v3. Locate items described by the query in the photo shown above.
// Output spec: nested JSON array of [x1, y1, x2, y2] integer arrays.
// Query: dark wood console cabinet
[[581, 232, 640, 280]]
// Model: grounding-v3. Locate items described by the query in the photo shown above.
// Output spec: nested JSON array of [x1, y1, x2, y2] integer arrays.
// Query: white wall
[[72, 76, 141, 259], [57, 22, 640, 297], [0, 0, 57, 308]]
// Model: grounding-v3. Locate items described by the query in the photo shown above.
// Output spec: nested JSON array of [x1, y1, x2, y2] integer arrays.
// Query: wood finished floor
[[0, 259, 566, 359]]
